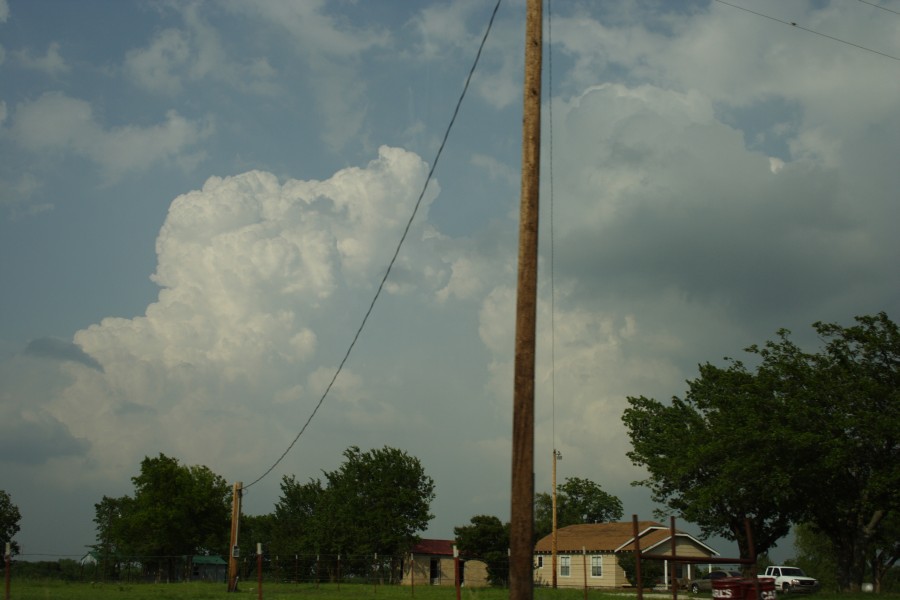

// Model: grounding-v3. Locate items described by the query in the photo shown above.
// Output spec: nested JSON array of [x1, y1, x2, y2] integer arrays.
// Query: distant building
[[190, 555, 228, 582], [400, 539, 490, 588]]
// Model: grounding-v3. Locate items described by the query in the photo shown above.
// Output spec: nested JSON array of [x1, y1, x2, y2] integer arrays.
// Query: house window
[[535, 556, 543, 568], [560, 555, 571, 577], [591, 555, 603, 577]]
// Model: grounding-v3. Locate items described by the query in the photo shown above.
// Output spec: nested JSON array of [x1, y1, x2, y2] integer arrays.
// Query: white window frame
[[560, 555, 571, 577], [591, 555, 603, 578]]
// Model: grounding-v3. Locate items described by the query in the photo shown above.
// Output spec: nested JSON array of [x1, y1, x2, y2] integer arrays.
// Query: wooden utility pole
[[227, 481, 243, 592], [509, 1, 542, 599]]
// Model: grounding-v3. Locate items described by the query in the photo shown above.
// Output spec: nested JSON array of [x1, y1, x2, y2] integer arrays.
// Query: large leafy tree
[[92, 494, 136, 578], [272, 445, 435, 574], [454, 515, 509, 586], [867, 511, 900, 593], [270, 475, 325, 556], [94, 453, 231, 579], [623, 313, 900, 591], [0, 490, 21, 555], [792, 524, 838, 592], [237, 513, 276, 563], [751, 313, 900, 591], [534, 477, 623, 540], [623, 360, 797, 561], [322, 446, 435, 558]]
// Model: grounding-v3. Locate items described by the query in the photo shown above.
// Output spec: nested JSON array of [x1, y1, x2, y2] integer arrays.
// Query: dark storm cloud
[[24, 337, 103, 371], [0, 413, 90, 465]]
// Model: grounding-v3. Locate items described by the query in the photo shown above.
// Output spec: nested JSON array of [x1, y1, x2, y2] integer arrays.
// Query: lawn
[[6, 581, 898, 600], [1, 581, 595, 600]]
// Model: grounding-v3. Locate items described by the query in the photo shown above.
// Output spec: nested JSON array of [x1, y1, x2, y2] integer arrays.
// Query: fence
[[6, 552, 512, 588]]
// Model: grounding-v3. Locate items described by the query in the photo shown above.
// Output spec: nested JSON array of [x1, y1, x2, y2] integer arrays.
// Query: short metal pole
[[257, 543, 263, 600], [4, 543, 11, 600]]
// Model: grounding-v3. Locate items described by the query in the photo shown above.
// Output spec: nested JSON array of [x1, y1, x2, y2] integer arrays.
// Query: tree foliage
[[622, 313, 900, 591], [272, 445, 435, 569], [617, 551, 665, 588], [534, 477, 623, 540], [0, 490, 21, 555], [454, 515, 509, 586], [792, 524, 838, 592], [623, 361, 795, 560], [93, 453, 231, 579]]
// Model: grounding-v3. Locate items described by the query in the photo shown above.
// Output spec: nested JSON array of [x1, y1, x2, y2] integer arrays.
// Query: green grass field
[[2, 581, 593, 600], [6, 581, 898, 600]]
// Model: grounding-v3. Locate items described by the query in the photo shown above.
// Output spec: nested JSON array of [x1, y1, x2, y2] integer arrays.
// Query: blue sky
[[2, 0, 899, 562]]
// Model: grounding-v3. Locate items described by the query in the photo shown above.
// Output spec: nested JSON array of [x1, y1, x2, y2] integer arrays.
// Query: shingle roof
[[411, 539, 456, 556], [534, 521, 717, 556]]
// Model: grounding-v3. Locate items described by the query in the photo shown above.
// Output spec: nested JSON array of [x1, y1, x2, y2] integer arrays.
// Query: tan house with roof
[[533, 521, 720, 590]]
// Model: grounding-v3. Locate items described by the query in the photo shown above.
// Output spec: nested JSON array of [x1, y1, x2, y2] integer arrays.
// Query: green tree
[[237, 513, 275, 566], [623, 313, 900, 592], [271, 445, 435, 581], [749, 313, 900, 591], [534, 477, 623, 540], [0, 490, 21, 555], [792, 524, 838, 592], [270, 475, 325, 556], [867, 511, 900, 593], [323, 446, 435, 558], [623, 360, 796, 561], [617, 551, 665, 588], [94, 453, 231, 580], [92, 495, 136, 579], [454, 515, 509, 586]]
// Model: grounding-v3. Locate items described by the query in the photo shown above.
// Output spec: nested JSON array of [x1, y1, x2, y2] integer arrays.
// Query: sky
[[1, 0, 899, 563]]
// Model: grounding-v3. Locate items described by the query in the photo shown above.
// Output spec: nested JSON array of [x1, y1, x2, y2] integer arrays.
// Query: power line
[[714, 0, 900, 62], [243, 0, 505, 491], [547, 0, 557, 456], [857, 0, 900, 16]]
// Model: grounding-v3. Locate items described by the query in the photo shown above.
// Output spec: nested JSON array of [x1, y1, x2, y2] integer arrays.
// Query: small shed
[[191, 555, 228, 582], [400, 539, 489, 588]]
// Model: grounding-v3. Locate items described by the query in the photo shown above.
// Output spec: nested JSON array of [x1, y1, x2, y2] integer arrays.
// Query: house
[[533, 521, 720, 590], [400, 539, 490, 588]]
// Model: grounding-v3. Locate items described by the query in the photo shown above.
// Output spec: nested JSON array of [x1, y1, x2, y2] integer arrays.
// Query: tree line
[[88, 444, 622, 587], [91, 445, 434, 582], [622, 312, 900, 592], [6, 312, 896, 591]]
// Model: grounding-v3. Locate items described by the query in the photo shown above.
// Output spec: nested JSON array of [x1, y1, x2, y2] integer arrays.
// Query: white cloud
[[10, 92, 213, 181], [225, 0, 388, 59], [14, 41, 69, 75], [221, 0, 389, 151], [124, 28, 191, 94], [124, 6, 279, 96], [0, 146, 445, 481], [0, 171, 51, 217]]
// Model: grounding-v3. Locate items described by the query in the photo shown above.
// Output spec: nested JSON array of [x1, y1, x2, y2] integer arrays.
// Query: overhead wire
[[857, 0, 900, 16], [243, 0, 505, 490], [547, 0, 557, 456], [713, 0, 900, 62]]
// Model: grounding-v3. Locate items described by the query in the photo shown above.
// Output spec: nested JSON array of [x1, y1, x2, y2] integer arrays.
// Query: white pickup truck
[[762, 566, 820, 594]]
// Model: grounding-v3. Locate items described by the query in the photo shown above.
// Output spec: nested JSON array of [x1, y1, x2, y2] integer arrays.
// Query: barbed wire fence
[[7, 551, 512, 589]]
